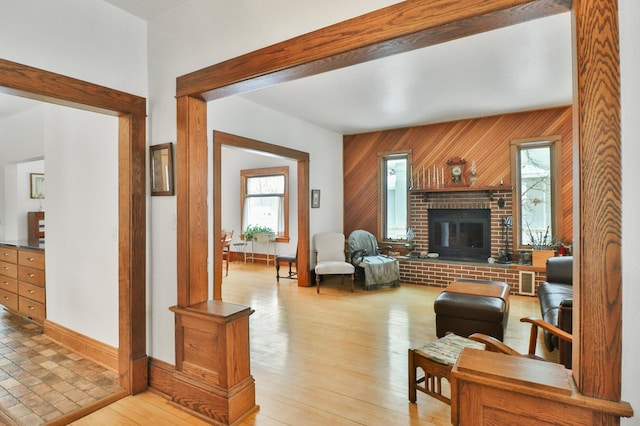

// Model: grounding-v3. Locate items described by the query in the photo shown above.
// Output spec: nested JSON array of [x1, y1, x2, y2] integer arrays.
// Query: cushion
[[315, 261, 354, 275]]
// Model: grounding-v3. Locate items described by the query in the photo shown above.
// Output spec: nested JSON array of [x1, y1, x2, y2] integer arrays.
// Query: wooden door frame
[[0, 59, 147, 394], [211, 132, 309, 298], [176, 0, 623, 408]]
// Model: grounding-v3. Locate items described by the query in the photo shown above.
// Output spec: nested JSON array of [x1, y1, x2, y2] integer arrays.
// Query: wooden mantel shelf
[[410, 185, 511, 194]]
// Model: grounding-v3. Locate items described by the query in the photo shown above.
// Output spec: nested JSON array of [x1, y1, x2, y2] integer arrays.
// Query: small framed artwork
[[30, 173, 45, 199], [150, 143, 175, 196], [311, 189, 321, 208]]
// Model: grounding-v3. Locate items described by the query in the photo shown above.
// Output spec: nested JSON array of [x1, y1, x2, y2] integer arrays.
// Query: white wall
[[620, 0, 640, 422], [0, 0, 147, 347], [44, 105, 119, 345], [146, 1, 401, 363], [0, 106, 46, 240], [13, 159, 45, 240], [0, 0, 147, 95]]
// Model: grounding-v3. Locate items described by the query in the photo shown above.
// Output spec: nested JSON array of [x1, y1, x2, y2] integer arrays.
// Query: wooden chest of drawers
[[0, 245, 45, 322]]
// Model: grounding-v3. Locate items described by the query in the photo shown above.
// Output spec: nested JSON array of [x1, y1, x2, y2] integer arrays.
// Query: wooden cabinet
[[0, 244, 45, 322], [27, 211, 45, 243], [451, 348, 633, 425]]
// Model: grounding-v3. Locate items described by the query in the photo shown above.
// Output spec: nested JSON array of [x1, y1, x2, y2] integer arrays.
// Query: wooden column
[[176, 95, 209, 306], [571, 0, 622, 403], [118, 113, 148, 394]]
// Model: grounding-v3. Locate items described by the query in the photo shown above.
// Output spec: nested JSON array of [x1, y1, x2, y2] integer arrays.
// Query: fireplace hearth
[[428, 209, 491, 261]]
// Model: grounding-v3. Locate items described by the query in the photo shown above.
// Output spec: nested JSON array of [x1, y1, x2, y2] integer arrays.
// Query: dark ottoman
[[434, 279, 510, 341]]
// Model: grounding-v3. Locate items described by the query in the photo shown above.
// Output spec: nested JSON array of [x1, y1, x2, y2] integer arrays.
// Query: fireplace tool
[[497, 216, 513, 263]]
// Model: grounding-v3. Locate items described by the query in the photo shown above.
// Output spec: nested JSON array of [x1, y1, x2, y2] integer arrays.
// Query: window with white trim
[[511, 137, 559, 248], [379, 152, 410, 241]]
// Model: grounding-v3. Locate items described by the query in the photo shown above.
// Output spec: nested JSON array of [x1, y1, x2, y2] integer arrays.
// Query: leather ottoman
[[434, 279, 510, 341]]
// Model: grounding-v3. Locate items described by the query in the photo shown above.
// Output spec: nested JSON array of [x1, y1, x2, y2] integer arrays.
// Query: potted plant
[[528, 226, 557, 268], [243, 224, 275, 242]]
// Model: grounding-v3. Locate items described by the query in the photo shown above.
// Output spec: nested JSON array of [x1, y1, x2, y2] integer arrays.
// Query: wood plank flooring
[[73, 262, 547, 425]]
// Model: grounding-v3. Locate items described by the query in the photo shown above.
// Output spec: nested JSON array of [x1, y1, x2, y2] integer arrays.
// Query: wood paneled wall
[[343, 106, 573, 245]]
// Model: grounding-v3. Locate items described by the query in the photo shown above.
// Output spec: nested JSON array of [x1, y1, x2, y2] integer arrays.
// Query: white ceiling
[[1, 3, 572, 136]]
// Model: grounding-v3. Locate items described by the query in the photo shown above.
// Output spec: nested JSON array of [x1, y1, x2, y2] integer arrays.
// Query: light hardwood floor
[[73, 262, 547, 425]]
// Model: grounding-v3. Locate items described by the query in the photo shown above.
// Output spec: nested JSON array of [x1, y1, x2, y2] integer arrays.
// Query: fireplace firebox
[[428, 209, 491, 261]]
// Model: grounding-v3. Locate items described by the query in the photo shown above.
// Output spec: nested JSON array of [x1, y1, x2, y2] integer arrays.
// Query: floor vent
[[519, 270, 536, 295]]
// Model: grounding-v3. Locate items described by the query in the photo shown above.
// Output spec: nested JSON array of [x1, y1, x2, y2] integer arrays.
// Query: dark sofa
[[537, 256, 573, 368]]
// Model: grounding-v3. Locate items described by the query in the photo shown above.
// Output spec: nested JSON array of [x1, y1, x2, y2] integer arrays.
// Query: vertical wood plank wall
[[343, 106, 573, 245]]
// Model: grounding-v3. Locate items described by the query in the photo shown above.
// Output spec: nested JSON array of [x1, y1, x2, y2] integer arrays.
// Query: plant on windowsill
[[243, 224, 275, 242], [528, 226, 558, 268]]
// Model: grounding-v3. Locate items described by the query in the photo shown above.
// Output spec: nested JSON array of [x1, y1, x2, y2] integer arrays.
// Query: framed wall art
[[30, 173, 45, 199], [311, 189, 320, 208], [150, 143, 175, 196]]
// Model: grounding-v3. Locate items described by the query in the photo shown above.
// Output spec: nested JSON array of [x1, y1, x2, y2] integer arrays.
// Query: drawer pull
[[2, 282, 8, 285], [27, 257, 35, 262], [28, 305, 35, 310], [2, 296, 8, 300], [2, 253, 8, 256], [28, 274, 35, 278], [28, 290, 35, 294], [3, 267, 8, 271]]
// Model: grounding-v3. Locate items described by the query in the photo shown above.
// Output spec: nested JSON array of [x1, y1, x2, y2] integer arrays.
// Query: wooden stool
[[409, 333, 484, 405], [275, 253, 297, 282]]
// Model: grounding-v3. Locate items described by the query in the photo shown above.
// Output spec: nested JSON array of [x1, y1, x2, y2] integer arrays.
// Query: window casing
[[511, 137, 560, 249], [378, 151, 411, 241], [241, 166, 289, 242]]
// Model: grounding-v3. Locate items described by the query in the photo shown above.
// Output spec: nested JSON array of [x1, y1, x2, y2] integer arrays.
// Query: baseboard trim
[[43, 319, 118, 372]]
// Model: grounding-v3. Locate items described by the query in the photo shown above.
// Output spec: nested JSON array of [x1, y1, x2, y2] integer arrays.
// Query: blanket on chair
[[348, 230, 400, 290]]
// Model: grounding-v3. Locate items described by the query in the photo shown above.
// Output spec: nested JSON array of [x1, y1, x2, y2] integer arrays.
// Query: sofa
[[537, 256, 573, 368]]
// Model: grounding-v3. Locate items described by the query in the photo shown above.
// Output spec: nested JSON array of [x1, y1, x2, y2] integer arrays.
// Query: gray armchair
[[348, 230, 400, 290]]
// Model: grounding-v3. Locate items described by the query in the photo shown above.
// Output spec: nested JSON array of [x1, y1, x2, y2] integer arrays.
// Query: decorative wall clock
[[446, 157, 467, 186]]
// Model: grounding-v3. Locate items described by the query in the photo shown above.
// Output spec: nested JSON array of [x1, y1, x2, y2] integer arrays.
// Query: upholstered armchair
[[313, 233, 355, 294], [347, 230, 400, 290]]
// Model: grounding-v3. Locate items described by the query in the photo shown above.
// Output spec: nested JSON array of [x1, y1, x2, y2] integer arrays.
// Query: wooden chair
[[221, 230, 233, 277], [469, 316, 573, 362]]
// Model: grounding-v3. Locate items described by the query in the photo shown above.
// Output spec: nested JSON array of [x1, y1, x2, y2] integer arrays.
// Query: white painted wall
[[146, 0, 401, 363], [0, 0, 147, 347], [44, 104, 119, 345], [0, 0, 147, 95], [620, 0, 640, 422], [0, 106, 46, 240]]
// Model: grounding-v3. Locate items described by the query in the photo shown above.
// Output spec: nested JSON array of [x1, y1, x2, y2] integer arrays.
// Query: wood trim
[[45, 389, 129, 426], [177, 0, 571, 100], [572, 0, 622, 403], [212, 131, 311, 288], [175, 0, 625, 417], [44, 319, 119, 371], [0, 58, 145, 116], [0, 59, 147, 394]]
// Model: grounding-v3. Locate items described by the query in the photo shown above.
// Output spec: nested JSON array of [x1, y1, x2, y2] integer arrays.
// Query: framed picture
[[30, 173, 45, 199], [311, 189, 321, 208], [150, 143, 175, 196]]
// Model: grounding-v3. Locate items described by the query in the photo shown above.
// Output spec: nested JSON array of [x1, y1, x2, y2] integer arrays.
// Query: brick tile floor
[[0, 309, 122, 425]]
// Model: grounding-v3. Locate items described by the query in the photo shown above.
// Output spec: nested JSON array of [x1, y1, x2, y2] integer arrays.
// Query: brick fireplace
[[399, 188, 546, 295]]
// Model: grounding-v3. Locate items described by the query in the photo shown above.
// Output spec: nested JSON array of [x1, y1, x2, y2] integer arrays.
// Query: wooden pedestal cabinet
[[170, 301, 257, 425], [0, 245, 46, 322]]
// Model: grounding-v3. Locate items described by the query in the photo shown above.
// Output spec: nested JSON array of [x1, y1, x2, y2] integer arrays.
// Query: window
[[511, 137, 560, 248], [241, 166, 289, 241], [379, 151, 411, 241]]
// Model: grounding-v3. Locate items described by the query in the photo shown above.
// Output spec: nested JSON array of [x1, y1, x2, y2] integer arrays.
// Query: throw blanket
[[348, 230, 400, 290], [360, 255, 400, 290]]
